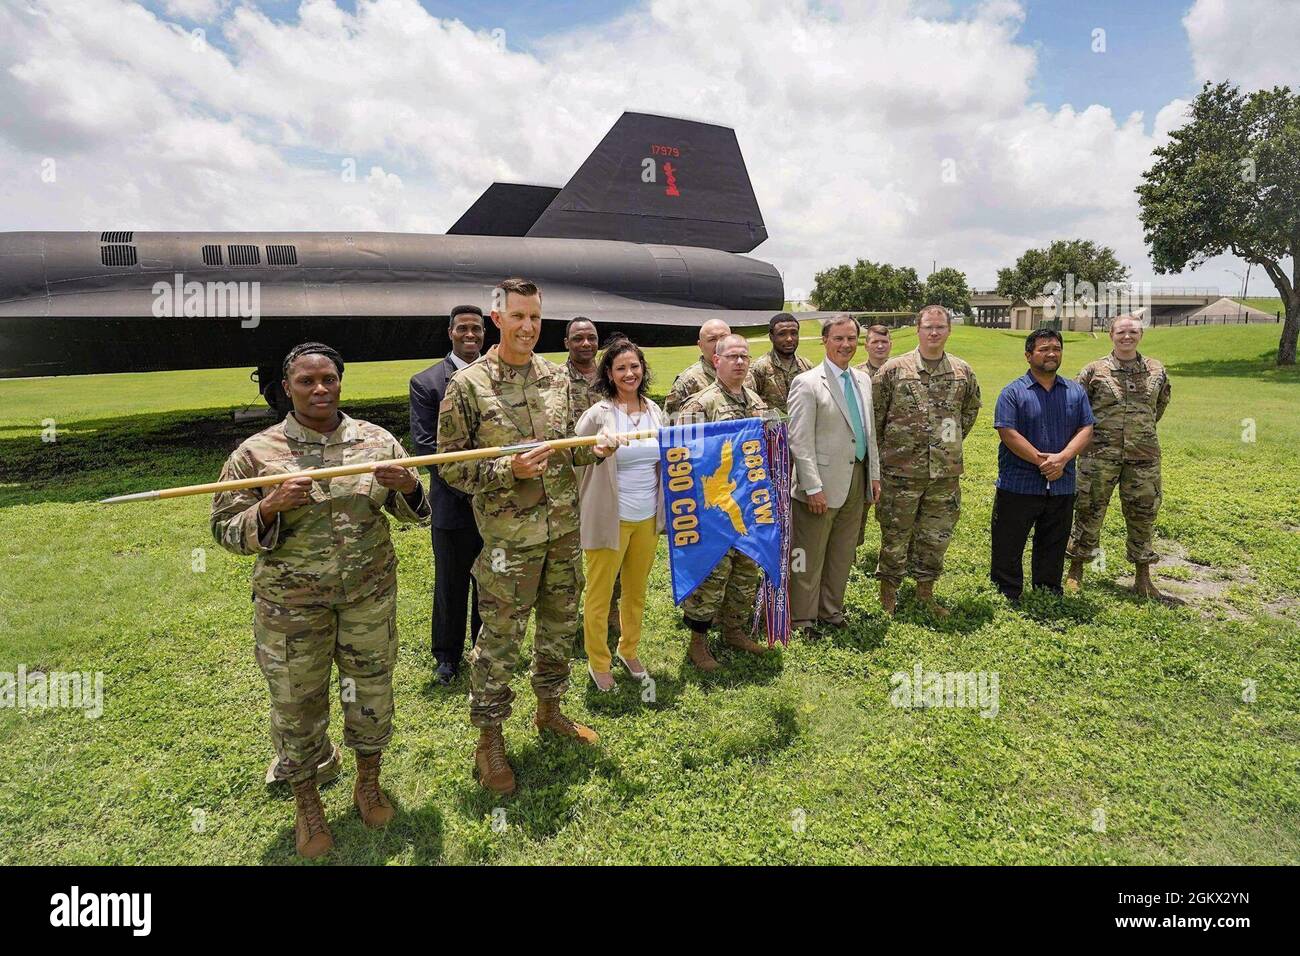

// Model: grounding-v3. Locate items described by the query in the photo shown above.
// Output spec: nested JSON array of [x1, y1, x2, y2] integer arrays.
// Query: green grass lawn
[[1, 325, 1298, 865], [1232, 296, 1285, 317]]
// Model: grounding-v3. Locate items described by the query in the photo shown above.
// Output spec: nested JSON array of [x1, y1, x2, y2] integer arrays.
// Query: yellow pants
[[583, 517, 657, 673]]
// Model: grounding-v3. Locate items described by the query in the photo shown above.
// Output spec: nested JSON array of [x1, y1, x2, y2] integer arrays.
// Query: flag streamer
[[754, 420, 792, 647]]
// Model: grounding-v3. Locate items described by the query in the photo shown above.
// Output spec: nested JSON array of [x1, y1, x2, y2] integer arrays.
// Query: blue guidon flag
[[658, 418, 791, 644]]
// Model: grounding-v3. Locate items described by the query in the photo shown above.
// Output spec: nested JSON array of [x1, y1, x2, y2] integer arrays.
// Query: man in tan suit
[[787, 315, 882, 633]]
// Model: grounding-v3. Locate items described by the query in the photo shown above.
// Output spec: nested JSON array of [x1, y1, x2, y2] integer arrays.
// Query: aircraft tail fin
[[525, 112, 767, 253], [446, 183, 561, 237]]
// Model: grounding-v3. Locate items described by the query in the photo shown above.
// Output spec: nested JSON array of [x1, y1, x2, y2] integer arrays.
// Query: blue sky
[[1014, 0, 1199, 128]]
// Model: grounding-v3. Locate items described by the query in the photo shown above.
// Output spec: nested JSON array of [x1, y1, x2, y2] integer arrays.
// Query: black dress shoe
[[435, 661, 457, 685]]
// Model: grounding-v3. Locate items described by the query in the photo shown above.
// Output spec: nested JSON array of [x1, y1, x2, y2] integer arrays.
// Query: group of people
[[210, 277, 1175, 858]]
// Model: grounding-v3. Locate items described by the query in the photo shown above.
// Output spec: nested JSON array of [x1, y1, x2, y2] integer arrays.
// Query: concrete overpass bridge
[[970, 287, 1226, 331]]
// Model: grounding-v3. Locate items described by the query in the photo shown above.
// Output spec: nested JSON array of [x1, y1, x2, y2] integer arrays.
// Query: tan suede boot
[[915, 580, 950, 618], [687, 631, 719, 672], [291, 778, 334, 859], [1064, 559, 1085, 594], [879, 580, 898, 615], [1134, 563, 1184, 604], [723, 626, 767, 654], [353, 751, 395, 829], [534, 697, 599, 744], [474, 726, 516, 796]]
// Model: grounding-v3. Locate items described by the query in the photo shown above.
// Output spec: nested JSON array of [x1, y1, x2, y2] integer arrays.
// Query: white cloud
[[160, 0, 227, 20], [1184, 0, 1300, 92], [0, 0, 1286, 302]]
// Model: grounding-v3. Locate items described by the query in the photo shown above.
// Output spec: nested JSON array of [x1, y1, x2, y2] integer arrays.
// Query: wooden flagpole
[[99, 429, 659, 504]]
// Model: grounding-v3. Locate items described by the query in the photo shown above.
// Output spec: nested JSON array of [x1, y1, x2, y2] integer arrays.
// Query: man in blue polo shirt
[[991, 328, 1095, 602]]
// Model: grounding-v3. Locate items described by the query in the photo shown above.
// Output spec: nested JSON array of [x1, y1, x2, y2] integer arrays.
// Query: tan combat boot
[[1134, 563, 1184, 605], [687, 631, 719, 672], [914, 580, 950, 619], [534, 697, 599, 744], [1064, 559, 1085, 594], [291, 778, 334, 859], [723, 626, 767, 654], [879, 580, 898, 616], [474, 726, 516, 796], [353, 751, 395, 829]]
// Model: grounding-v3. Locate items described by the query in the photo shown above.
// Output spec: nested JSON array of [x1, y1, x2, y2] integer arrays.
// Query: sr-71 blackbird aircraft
[[0, 112, 784, 408]]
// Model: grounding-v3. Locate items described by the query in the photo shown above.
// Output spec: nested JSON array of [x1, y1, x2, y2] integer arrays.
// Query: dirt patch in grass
[[1115, 542, 1250, 618], [1265, 597, 1299, 621], [1119, 541, 1296, 622]]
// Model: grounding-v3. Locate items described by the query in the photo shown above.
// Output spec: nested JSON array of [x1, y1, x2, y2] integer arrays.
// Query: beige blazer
[[575, 398, 667, 551], [788, 359, 881, 508]]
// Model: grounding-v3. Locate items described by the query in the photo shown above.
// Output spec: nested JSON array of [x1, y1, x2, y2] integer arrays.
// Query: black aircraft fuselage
[[0, 230, 782, 376]]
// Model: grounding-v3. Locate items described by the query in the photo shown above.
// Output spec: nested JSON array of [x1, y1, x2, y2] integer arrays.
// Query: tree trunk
[[1262, 255, 1298, 366], [1279, 295, 1298, 366]]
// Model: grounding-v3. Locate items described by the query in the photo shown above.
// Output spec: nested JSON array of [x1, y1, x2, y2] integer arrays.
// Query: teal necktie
[[841, 369, 867, 462]]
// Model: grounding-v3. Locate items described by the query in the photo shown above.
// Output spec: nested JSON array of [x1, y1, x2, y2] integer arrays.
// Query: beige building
[[1009, 297, 1097, 331]]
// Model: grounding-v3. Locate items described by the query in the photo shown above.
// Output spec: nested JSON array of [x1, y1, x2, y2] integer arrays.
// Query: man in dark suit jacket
[[409, 305, 486, 684]]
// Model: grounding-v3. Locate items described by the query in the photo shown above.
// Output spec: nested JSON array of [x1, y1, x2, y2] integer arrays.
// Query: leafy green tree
[[995, 239, 1129, 302], [923, 267, 972, 315], [811, 259, 923, 312], [809, 264, 856, 311], [1137, 81, 1300, 365]]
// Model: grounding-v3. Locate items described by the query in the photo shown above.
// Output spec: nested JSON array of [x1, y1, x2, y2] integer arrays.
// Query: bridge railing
[[1141, 286, 1221, 296], [970, 286, 1222, 299], [1150, 311, 1281, 326]]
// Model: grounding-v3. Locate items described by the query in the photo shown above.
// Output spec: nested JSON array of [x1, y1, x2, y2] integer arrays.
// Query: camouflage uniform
[[436, 345, 600, 728], [1066, 352, 1171, 566], [664, 355, 717, 419], [746, 350, 812, 414], [871, 349, 981, 584], [855, 360, 886, 381], [565, 357, 603, 415], [677, 382, 771, 628], [211, 413, 430, 784]]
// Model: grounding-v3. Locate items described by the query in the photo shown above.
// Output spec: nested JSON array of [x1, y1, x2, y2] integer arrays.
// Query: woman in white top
[[575, 337, 666, 691]]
